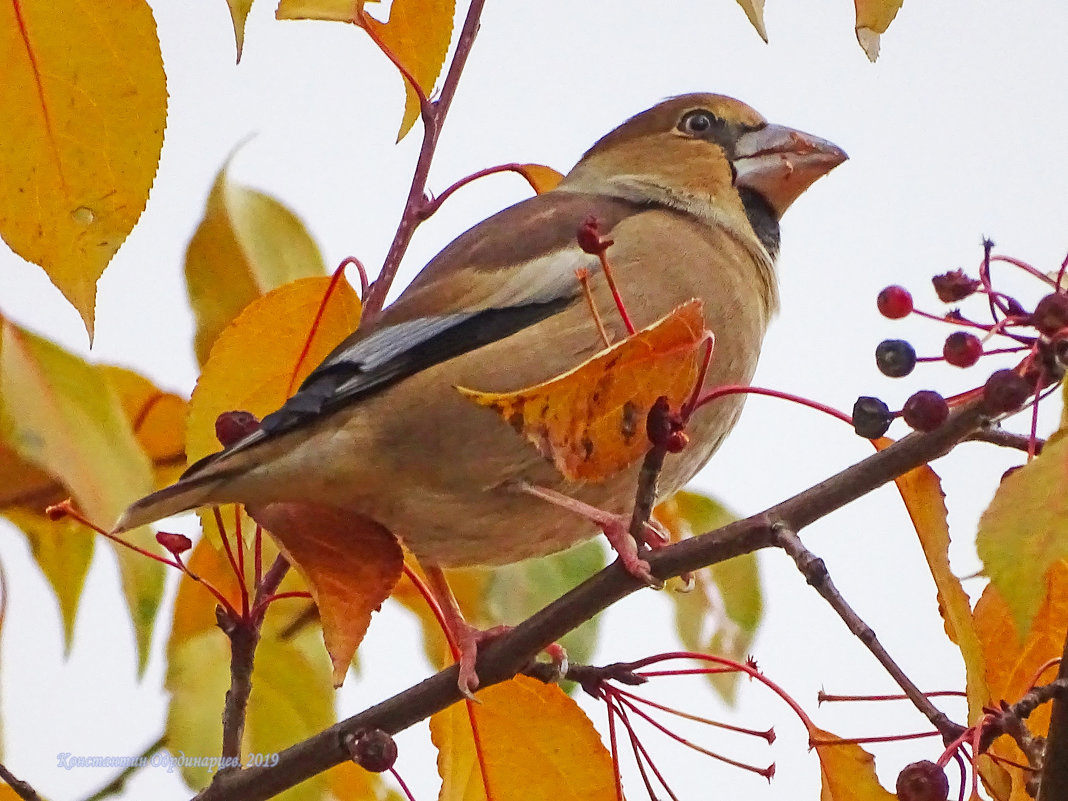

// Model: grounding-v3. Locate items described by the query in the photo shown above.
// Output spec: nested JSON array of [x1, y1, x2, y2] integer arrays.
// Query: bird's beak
[[732, 124, 848, 218]]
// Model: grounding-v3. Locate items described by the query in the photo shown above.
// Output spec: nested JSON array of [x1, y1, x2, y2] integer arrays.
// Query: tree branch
[[0, 762, 43, 801], [81, 734, 167, 801], [1037, 630, 1068, 801], [193, 400, 989, 801]]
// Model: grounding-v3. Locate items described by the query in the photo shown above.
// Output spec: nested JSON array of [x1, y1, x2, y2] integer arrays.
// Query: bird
[[116, 93, 846, 693]]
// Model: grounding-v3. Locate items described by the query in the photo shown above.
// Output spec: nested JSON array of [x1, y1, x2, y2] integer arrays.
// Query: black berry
[[982, 370, 1032, 414], [896, 760, 949, 801], [902, 391, 949, 431], [875, 339, 916, 378], [942, 331, 983, 368], [852, 396, 893, 439], [876, 285, 913, 319], [347, 729, 397, 773], [215, 410, 261, 447], [1032, 292, 1068, 337]]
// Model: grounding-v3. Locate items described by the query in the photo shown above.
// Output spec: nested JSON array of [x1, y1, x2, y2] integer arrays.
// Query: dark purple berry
[[1031, 292, 1068, 337], [982, 369, 1032, 414], [902, 391, 949, 431], [852, 396, 893, 439], [875, 339, 916, 378], [576, 216, 612, 255], [347, 729, 397, 773], [876, 285, 913, 319], [932, 270, 980, 303], [215, 410, 261, 447], [942, 331, 983, 368], [896, 760, 949, 801]]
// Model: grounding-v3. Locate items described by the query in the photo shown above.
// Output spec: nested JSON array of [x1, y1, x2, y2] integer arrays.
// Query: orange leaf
[[873, 438, 990, 723], [0, 0, 166, 338], [248, 502, 403, 687], [430, 676, 617, 801], [513, 164, 564, 195], [275, 0, 362, 23], [812, 728, 897, 801], [363, 0, 455, 140], [854, 0, 903, 61], [458, 300, 706, 482]]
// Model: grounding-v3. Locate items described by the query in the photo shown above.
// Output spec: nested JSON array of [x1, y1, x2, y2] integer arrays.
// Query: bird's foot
[[515, 482, 665, 588], [451, 620, 512, 700]]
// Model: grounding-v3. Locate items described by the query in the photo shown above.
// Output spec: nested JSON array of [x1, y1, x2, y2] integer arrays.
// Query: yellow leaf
[[363, 0, 455, 140], [276, 0, 361, 22], [458, 300, 705, 482], [185, 159, 327, 365], [854, 0, 903, 61], [735, 0, 768, 42], [248, 502, 403, 687], [0, 0, 166, 338], [812, 728, 896, 801], [430, 676, 617, 801], [513, 164, 564, 195], [226, 0, 254, 61], [976, 432, 1068, 635], [0, 321, 162, 670], [327, 761, 401, 801], [874, 438, 990, 723], [656, 491, 762, 705]]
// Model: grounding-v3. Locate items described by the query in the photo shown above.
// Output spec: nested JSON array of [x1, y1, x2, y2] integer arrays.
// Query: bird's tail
[[113, 472, 225, 533]]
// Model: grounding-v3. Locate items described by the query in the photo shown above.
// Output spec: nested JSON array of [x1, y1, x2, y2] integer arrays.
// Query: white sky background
[[2, 0, 1068, 798]]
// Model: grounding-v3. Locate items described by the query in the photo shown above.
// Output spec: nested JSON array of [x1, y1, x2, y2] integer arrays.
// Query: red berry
[[875, 339, 916, 378], [215, 410, 261, 447], [902, 391, 949, 431], [896, 760, 949, 801], [942, 331, 982, 367], [852, 396, 893, 439], [347, 729, 397, 773], [1031, 292, 1068, 337], [982, 369, 1032, 414], [576, 215, 612, 255], [156, 531, 193, 555], [932, 269, 980, 303], [876, 285, 913, 319]]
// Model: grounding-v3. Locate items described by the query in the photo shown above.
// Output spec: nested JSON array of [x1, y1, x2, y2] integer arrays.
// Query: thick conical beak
[[732, 124, 847, 218]]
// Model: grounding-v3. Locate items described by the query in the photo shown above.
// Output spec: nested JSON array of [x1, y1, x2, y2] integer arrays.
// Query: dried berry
[[942, 331, 983, 368], [215, 410, 261, 447], [932, 269, 980, 303], [876, 285, 913, 319], [852, 396, 893, 439], [875, 339, 916, 378], [1031, 292, 1068, 337], [156, 531, 193, 555], [902, 391, 949, 431], [576, 215, 612, 255], [896, 760, 949, 801], [347, 729, 397, 773], [982, 369, 1032, 414]]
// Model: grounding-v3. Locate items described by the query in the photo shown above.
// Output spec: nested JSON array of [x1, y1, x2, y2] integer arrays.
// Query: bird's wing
[[181, 191, 645, 478]]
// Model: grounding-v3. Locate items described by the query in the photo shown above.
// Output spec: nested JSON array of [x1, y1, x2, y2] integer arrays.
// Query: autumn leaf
[[247, 502, 403, 687], [854, 0, 903, 61], [735, 0, 768, 42], [0, 321, 163, 669], [225, 0, 254, 61], [513, 164, 565, 195], [655, 490, 762, 705], [874, 438, 990, 723], [0, 0, 166, 338], [459, 300, 706, 482], [430, 676, 617, 801], [275, 0, 360, 23], [976, 431, 1068, 635], [185, 159, 327, 365], [812, 728, 897, 801]]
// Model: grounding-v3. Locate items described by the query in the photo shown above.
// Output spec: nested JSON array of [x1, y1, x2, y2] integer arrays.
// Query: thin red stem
[[389, 767, 417, 801], [607, 695, 624, 801], [682, 334, 715, 420], [401, 564, 461, 658], [819, 690, 967, 703], [613, 702, 683, 801], [250, 591, 312, 620], [613, 687, 775, 741], [596, 250, 635, 335], [696, 385, 854, 426], [338, 256, 370, 300], [254, 525, 263, 591], [421, 163, 546, 219], [289, 262, 354, 396], [990, 255, 1057, 287], [355, 11, 430, 116], [811, 730, 941, 745]]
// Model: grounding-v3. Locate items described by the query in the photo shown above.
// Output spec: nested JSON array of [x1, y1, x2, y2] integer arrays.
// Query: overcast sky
[[2, 1, 1068, 799]]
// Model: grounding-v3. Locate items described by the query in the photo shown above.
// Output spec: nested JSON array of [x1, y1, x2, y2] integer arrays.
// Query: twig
[[1038, 633, 1068, 801], [192, 400, 989, 801], [966, 426, 1045, 455], [81, 734, 167, 801], [361, 0, 487, 321], [773, 524, 964, 741], [0, 762, 43, 801]]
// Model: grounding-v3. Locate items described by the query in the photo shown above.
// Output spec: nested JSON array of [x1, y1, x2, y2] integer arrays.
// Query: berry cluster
[[854, 243, 1067, 439]]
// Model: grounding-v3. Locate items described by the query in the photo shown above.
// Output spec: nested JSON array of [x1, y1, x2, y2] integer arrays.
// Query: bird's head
[[561, 93, 847, 255]]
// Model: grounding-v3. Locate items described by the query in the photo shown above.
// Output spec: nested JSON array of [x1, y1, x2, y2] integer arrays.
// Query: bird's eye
[[680, 110, 719, 135]]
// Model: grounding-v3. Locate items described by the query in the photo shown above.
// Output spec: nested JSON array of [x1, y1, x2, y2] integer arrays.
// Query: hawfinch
[[117, 94, 845, 689]]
